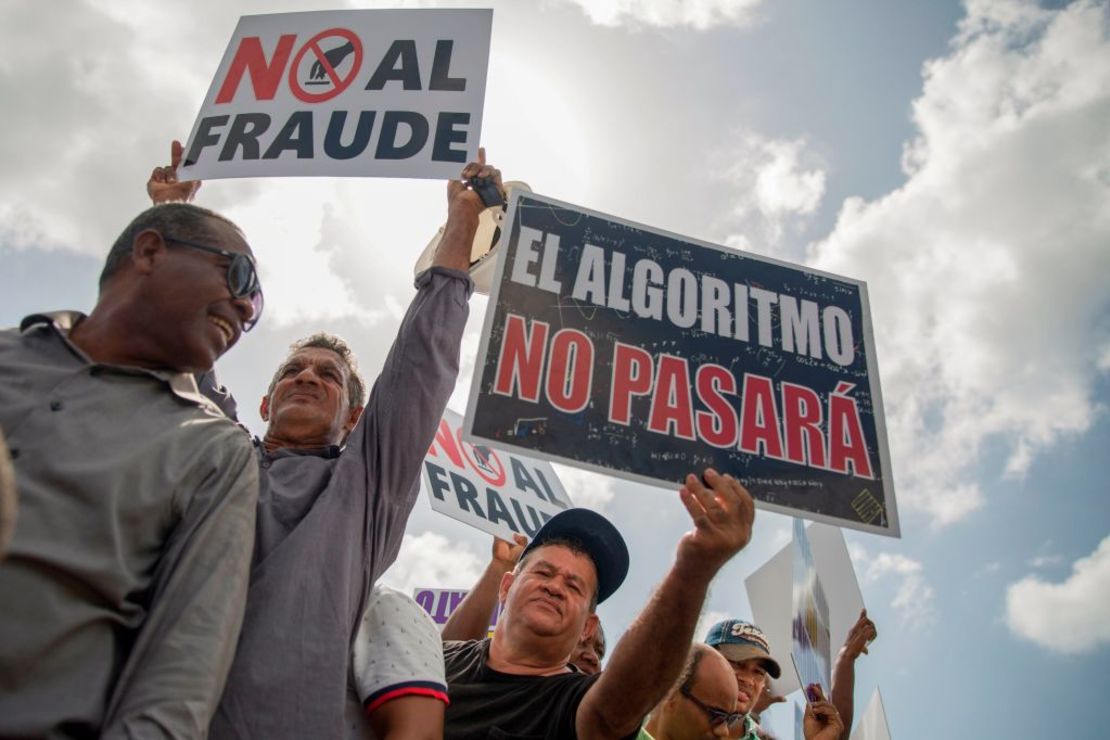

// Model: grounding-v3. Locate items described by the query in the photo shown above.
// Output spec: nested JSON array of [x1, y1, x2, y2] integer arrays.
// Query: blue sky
[[2, 1, 1109, 737]]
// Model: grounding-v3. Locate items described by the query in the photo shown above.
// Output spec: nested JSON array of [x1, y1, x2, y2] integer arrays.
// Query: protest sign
[[795, 701, 804, 740], [422, 408, 574, 541], [792, 519, 832, 700], [849, 688, 892, 740], [746, 522, 863, 696], [464, 191, 898, 535], [412, 587, 501, 634], [180, 9, 492, 181]]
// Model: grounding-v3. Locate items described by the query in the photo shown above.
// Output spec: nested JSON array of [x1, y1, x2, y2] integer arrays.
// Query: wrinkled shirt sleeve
[[100, 432, 259, 738], [340, 266, 472, 592]]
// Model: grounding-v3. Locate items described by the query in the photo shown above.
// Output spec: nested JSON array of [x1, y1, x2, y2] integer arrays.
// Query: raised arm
[[100, 430, 258, 737], [830, 609, 876, 740], [443, 534, 527, 641], [147, 140, 201, 204], [576, 469, 756, 740], [335, 153, 502, 592]]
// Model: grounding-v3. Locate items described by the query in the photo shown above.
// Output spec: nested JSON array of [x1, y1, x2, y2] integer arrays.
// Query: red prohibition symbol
[[456, 428, 507, 487], [289, 28, 363, 103]]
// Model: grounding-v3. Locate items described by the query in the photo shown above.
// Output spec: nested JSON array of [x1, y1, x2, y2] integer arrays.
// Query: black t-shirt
[[443, 638, 604, 740]]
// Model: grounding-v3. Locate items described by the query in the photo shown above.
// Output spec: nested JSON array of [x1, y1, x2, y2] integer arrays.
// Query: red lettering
[[738, 374, 784, 458], [828, 383, 873, 477], [426, 418, 465, 468], [492, 314, 548, 402], [782, 383, 826, 467], [216, 35, 297, 104], [609, 342, 653, 425], [545, 330, 593, 413], [648, 355, 695, 440], [695, 364, 738, 448]]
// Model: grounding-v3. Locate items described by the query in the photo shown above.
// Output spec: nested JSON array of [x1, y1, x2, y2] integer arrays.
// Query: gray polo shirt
[[209, 267, 471, 740], [0, 312, 259, 737]]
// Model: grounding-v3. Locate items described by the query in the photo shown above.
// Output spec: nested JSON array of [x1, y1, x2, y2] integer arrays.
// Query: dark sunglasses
[[161, 233, 264, 331], [679, 686, 745, 730]]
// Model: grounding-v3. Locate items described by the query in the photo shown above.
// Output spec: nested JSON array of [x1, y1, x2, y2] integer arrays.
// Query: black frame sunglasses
[[679, 685, 745, 730], [160, 233, 264, 331]]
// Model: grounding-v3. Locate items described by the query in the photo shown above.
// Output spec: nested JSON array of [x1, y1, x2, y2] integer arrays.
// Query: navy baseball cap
[[704, 619, 782, 679], [520, 508, 629, 604]]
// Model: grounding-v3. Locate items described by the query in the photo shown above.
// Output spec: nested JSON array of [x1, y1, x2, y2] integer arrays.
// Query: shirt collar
[[20, 311, 221, 411]]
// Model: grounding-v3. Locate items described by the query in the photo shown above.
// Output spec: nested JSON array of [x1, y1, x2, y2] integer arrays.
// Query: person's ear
[[131, 229, 165, 275], [498, 570, 516, 604], [580, 613, 599, 641], [259, 395, 270, 422], [343, 405, 363, 437]]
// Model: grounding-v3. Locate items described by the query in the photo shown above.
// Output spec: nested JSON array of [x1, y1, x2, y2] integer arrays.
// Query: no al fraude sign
[[180, 9, 492, 181]]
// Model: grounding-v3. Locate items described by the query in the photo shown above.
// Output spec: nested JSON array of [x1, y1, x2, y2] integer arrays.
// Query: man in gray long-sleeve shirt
[[0, 203, 262, 736], [205, 156, 501, 739]]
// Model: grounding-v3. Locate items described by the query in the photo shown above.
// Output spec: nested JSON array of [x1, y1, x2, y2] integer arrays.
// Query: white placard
[[745, 522, 865, 696], [850, 688, 892, 740], [422, 408, 574, 541], [180, 9, 492, 181]]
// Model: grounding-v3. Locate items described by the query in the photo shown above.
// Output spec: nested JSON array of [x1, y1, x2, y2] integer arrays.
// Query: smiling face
[[261, 346, 362, 448], [500, 544, 598, 653], [131, 218, 257, 372]]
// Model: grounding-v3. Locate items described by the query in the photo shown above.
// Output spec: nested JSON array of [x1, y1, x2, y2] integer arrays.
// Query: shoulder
[[354, 585, 447, 708], [442, 639, 487, 673]]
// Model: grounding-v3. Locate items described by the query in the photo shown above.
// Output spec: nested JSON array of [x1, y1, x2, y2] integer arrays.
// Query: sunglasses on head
[[160, 233, 264, 331], [679, 685, 745, 730]]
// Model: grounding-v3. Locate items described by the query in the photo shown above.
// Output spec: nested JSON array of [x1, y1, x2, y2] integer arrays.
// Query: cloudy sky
[[2, 0, 1108, 737]]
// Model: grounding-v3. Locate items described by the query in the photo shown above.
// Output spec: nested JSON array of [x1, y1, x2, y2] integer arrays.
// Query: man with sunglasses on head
[[0, 202, 263, 737], [148, 141, 499, 739]]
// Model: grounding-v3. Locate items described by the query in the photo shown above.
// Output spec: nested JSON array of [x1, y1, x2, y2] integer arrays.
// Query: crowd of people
[[0, 144, 877, 739]]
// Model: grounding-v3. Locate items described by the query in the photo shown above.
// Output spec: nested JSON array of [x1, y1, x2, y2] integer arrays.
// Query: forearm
[[369, 695, 446, 740], [830, 649, 856, 740], [578, 559, 714, 739], [442, 563, 503, 641], [432, 202, 481, 271]]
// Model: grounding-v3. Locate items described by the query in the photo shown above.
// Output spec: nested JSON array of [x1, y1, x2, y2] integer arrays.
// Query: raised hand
[[491, 534, 528, 572], [676, 468, 755, 574], [803, 684, 845, 740], [841, 609, 877, 660], [446, 146, 504, 214], [147, 140, 201, 204]]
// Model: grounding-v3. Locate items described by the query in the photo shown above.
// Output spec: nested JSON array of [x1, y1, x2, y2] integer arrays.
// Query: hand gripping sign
[[180, 9, 492, 181], [422, 408, 574, 541], [465, 190, 899, 536]]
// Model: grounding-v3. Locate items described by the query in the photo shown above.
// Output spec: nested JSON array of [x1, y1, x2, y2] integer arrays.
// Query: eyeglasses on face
[[160, 233, 264, 331], [679, 685, 745, 730]]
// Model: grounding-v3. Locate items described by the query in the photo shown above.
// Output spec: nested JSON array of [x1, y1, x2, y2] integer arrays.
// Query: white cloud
[[859, 550, 937, 630], [379, 530, 486, 594], [694, 608, 731, 643], [808, 0, 1110, 525], [721, 133, 827, 253], [559, 0, 765, 30], [1006, 534, 1110, 654], [551, 463, 617, 511]]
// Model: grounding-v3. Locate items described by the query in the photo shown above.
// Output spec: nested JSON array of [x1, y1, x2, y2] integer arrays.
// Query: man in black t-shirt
[[443, 469, 757, 740]]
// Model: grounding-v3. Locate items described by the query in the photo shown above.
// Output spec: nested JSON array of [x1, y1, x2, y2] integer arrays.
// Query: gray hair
[[267, 332, 367, 411]]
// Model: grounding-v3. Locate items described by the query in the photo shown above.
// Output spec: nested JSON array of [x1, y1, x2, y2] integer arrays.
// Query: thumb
[[171, 140, 184, 169]]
